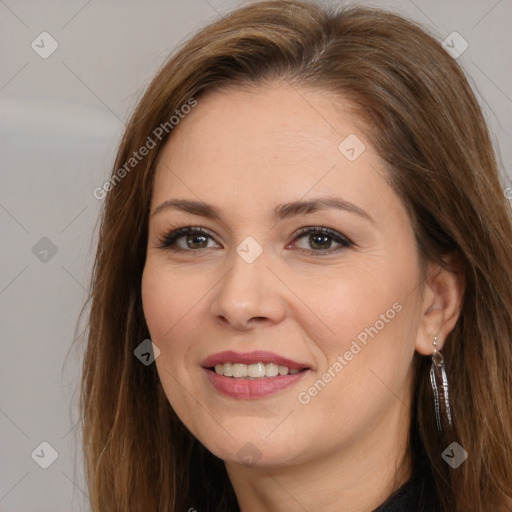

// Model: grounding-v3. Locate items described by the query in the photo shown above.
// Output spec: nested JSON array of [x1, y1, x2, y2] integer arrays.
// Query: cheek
[[141, 260, 207, 341], [293, 263, 414, 357], [293, 254, 422, 401], [141, 261, 205, 417], [294, 294, 417, 437], [141, 259, 215, 410]]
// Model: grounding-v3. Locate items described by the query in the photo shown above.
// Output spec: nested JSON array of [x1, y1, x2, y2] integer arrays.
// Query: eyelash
[[156, 225, 353, 256]]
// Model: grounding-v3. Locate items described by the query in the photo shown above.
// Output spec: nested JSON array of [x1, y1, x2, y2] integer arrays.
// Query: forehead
[[150, 83, 402, 226], [176, 85, 355, 148]]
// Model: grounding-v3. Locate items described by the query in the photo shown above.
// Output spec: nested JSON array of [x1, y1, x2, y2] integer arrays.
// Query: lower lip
[[204, 368, 309, 399]]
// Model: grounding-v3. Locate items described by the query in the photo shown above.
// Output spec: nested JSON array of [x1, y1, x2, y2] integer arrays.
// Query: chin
[[199, 430, 311, 470]]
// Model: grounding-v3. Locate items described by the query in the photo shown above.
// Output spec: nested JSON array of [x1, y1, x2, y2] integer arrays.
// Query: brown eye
[[158, 227, 221, 252], [184, 233, 209, 249], [291, 227, 352, 255]]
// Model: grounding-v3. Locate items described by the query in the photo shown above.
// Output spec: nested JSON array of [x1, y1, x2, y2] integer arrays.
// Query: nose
[[209, 247, 287, 331]]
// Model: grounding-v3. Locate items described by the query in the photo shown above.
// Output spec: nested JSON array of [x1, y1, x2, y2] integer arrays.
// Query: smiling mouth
[[210, 362, 307, 379]]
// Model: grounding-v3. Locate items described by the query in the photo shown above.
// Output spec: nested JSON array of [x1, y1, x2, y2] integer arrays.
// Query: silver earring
[[430, 336, 453, 437]]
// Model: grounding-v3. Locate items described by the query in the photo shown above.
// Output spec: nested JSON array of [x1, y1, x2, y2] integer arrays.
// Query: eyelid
[[291, 225, 353, 245]]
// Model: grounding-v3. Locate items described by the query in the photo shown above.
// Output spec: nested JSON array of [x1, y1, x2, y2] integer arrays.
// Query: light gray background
[[1, 0, 511, 510]]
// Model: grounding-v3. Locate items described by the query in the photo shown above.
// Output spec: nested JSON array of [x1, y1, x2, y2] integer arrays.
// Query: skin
[[141, 82, 463, 511]]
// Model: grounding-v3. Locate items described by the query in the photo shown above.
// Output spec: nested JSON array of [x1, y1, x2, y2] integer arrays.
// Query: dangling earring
[[429, 336, 453, 437]]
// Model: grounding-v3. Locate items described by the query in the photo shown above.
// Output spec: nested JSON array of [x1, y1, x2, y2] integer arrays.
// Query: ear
[[415, 256, 465, 355]]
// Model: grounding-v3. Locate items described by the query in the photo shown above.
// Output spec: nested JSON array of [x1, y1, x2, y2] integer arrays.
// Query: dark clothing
[[373, 474, 438, 512], [373, 479, 418, 511]]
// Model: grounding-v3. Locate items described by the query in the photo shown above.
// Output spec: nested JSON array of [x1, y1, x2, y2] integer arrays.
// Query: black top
[[372, 476, 426, 512]]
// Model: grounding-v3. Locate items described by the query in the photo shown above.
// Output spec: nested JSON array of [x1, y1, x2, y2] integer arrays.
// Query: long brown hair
[[79, 1, 512, 510]]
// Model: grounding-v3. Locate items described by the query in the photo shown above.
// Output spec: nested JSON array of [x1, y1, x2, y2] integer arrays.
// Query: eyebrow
[[151, 196, 375, 225]]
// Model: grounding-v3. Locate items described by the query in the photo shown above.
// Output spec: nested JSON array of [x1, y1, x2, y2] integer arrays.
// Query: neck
[[225, 400, 412, 512]]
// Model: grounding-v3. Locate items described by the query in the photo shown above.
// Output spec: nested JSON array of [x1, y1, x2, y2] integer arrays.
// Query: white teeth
[[232, 363, 248, 378], [265, 363, 279, 377], [247, 363, 265, 378], [213, 362, 303, 378], [278, 365, 289, 375]]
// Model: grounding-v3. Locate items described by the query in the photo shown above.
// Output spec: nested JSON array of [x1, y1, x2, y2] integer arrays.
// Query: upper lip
[[201, 350, 310, 370]]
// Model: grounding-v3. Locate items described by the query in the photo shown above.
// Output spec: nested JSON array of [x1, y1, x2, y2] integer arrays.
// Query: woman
[[80, 1, 512, 510]]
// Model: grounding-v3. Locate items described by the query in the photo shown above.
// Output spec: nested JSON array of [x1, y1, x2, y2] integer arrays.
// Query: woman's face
[[142, 83, 427, 469]]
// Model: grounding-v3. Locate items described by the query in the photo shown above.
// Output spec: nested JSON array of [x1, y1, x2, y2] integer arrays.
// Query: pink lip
[[200, 350, 309, 370], [200, 350, 312, 400], [203, 368, 311, 399]]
